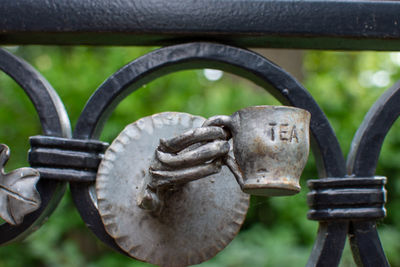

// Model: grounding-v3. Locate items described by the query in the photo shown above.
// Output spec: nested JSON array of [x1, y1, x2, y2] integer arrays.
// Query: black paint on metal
[[0, 48, 71, 244], [344, 82, 400, 267], [349, 221, 388, 267], [1, 0, 400, 50], [347, 81, 400, 177], [29, 136, 108, 182], [71, 42, 347, 266], [307, 177, 386, 221]]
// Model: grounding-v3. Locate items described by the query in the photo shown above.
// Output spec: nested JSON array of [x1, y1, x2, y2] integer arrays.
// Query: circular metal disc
[[96, 112, 250, 267]]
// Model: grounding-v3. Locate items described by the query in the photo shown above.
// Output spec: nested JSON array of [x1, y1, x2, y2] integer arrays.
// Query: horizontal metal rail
[[1, 0, 400, 50]]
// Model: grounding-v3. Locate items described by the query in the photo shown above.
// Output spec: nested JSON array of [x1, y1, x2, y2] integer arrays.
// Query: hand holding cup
[[140, 105, 311, 213]]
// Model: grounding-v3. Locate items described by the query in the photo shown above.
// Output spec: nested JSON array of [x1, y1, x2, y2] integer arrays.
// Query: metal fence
[[0, 1, 399, 266]]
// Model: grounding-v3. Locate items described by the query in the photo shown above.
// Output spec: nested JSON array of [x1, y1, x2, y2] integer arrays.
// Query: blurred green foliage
[[1, 46, 400, 266]]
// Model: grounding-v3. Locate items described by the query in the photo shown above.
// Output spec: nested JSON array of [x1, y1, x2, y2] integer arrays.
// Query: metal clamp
[[29, 136, 108, 182], [307, 176, 387, 221]]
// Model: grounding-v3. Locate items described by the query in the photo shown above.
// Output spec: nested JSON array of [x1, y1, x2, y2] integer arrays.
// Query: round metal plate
[[96, 112, 249, 266]]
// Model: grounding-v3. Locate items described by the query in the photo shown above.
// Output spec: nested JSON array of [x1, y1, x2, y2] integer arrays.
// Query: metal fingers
[[156, 140, 229, 167], [150, 126, 230, 188], [150, 160, 222, 187], [159, 126, 230, 153]]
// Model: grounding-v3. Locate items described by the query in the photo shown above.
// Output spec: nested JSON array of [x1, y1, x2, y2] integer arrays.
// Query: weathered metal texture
[[29, 136, 108, 182], [0, 48, 71, 244], [139, 105, 310, 215], [140, 105, 310, 213], [344, 81, 400, 267], [0, 144, 40, 225], [148, 128, 229, 189], [140, 127, 230, 212], [96, 112, 249, 266], [307, 177, 386, 221], [70, 42, 346, 266], [1, 0, 400, 50], [204, 105, 310, 196]]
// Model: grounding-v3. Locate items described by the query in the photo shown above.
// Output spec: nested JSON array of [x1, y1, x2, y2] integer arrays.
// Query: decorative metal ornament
[[96, 105, 311, 266], [96, 112, 250, 267], [0, 144, 40, 225], [204, 105, 311, 196], [139, 106, 311, 212]]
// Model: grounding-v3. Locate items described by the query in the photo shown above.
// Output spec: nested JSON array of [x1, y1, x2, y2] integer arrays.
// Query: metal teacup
[[203, 105, 311, 196]]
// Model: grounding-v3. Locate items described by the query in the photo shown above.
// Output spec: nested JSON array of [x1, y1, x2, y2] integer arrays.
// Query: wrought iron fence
[[1, 0, 399, 266]]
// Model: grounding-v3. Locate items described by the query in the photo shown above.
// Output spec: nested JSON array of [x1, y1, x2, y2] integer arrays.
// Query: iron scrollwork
[[0, 41, 396, 266], [71, 42, 346, 265], [0, 48, 71, 244]]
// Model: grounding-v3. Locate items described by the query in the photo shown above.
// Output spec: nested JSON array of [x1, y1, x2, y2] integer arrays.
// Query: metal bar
[[344, 80, 400, 267], [1, 0, 400, 50]]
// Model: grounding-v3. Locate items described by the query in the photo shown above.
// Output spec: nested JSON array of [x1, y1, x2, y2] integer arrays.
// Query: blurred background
[[0, 46, 400, 266]]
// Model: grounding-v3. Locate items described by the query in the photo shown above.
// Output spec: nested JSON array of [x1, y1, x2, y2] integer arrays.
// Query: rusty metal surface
[[96, 112, 249, 267]]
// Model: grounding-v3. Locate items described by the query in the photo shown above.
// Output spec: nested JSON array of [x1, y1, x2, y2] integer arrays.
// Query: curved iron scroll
[[345, 82, 400, 267], [0, 48, 71, 244], [70, 42, 347, 266]]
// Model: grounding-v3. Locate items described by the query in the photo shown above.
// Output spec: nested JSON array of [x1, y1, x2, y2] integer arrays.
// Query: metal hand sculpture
[[139, 106, 311, 213], [0, 144, 40, 225], [138, 126, 231, 212], [151, 126, 231, 186], [95, 112, 249, 266]]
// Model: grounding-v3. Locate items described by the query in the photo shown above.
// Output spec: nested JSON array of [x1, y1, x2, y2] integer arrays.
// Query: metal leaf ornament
[[0, 144, 40, 225]]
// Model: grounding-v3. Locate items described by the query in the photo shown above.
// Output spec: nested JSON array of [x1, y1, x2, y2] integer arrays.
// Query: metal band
[[307, 177, 387, 221], [29, 136, 108, 182]]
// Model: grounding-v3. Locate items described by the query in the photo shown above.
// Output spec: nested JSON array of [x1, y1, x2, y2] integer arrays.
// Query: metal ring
[[0, 48, 71, 244], [71, 42, 346, 264]]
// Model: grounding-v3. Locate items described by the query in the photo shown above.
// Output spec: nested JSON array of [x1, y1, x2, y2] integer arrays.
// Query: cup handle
[[202, 115, 245, 189]]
